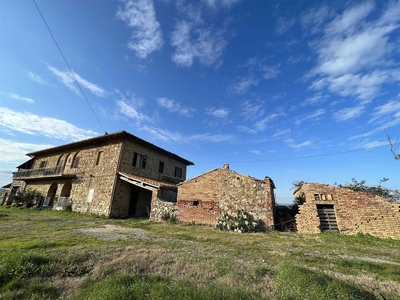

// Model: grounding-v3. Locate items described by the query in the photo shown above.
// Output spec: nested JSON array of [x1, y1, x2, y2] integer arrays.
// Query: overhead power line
[[195, 143, 389, 164], [33, 0, 106, 133]]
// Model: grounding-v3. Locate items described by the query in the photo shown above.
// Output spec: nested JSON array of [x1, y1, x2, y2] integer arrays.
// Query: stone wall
[[118, 140, 188, 183], [150, 198, 177, 221], [177, 167, 275, 227], [295, 183, 400, 239]]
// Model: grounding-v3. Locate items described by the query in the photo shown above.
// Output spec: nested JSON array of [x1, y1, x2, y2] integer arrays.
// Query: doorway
[[128, 186, 152, 218], [316, 204, 338, 232]]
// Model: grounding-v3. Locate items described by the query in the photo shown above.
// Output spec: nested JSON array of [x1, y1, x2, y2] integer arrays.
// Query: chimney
[[223, 164, 229, 170]]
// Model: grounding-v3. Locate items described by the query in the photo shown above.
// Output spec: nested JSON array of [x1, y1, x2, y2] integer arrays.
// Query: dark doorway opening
[[317, 204, 338, 232], [128, 186, 152, 218]]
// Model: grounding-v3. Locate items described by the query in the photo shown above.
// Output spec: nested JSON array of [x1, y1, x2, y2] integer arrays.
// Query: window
[[159, 161, 164, 173], [174, 166, 182, 178], [39, 161, 47, 168], [132, 152, 147, 168], [72, 156, 80, 168], [96, 151, 103, 165]]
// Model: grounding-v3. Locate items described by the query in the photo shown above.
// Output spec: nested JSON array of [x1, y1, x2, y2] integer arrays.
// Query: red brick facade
[[294, 183, 400, 239], [177, 165, 275, 227]]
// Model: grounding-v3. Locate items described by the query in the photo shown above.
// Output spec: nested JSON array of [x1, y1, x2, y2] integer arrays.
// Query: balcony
[[12, 166, 78, 181]]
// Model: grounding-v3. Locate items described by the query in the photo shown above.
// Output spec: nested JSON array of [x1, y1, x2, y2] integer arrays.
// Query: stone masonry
[[294, 183, 400, 239], [177, 165, 276, 227]]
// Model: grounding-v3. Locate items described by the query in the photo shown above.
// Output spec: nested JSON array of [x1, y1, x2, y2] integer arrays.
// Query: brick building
[[294, 183, 400, 239], [4, 131, 193, 218], [176, 164, 276, 228]]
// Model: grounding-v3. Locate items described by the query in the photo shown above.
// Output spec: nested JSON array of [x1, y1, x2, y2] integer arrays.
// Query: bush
[[160, 212, 177, 224], [216, 209, 265, 233], [12, 189, 42, 208]]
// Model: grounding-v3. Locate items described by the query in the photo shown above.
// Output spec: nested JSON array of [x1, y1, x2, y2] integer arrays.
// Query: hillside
[[0, 207, 399, 299]]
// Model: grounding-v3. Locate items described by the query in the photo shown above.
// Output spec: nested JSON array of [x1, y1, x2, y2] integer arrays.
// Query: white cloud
[[0, 107, 97, 141], [276, 16, 296, 35], [230, 77, 258, 94], [48, 66, 107, 97], [250, 150, 262, 155], [142, 125, 233, 143], [333, 106, 364, 122], [294, 109, 325, 125], [6, 93, 34, 104], [285, 138, 313, 149], [255, 113, 281, 131], [202, 0, 240, 8], [27, 71, 46, 84], [262, 65, 280, 79], [307, 1, 400, 102], [301, 5, 332, 35], [355, 139, 388, 149], [206, 107, 229, 118], [171, 21, 227, 67], [237, 125, 257, 134], [116, 0, 164, 59], [0, 138, 54, 163], [156, 97, 195, 116], [116, 100, 153, 124], [240, 100, 264, 121], [273, 129, 291, 138], [300, 93, 327, 106]]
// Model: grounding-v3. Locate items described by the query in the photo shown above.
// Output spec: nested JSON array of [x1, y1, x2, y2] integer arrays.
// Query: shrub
[[216, 209, 265, 233], [12, 189, 42, 208], [160, 212, 177, 224]]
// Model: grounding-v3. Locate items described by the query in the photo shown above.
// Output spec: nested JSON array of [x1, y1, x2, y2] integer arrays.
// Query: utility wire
[[195, 143, 389, 164], [33, 0, 106, 133]]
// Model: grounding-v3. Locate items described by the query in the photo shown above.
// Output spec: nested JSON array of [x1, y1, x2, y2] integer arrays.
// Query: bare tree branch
[[384, 129, 400, 161]]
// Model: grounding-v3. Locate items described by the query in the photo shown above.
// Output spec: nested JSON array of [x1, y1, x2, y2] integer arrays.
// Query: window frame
[[174, 166, 182, 178], [159, 161, 164, 173], [132, 152, 147, 169]]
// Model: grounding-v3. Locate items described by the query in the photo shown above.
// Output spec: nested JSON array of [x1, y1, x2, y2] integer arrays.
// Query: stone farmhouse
[[177, 164, 276, 228], [294, 183, 400, 239], [4, 131, 194, 218]]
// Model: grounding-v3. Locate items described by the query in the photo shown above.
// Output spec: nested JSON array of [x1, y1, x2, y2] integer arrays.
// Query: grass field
[[0, 207, 399, 299]]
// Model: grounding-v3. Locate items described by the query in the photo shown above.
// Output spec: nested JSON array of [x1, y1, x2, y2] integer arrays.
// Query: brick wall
[[177, 167, 275, 227], [295, 183, 400, 239]]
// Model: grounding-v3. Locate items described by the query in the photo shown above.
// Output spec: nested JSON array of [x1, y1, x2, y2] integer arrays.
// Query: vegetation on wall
[[334, 178, 400, 203]]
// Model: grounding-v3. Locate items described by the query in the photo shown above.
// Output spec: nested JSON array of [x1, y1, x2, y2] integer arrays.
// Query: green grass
[[0, 206, 399, 299]]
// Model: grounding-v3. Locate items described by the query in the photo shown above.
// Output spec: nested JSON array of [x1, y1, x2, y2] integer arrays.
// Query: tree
[[384, 129, 400, 161], [334, 178, 399, 203]]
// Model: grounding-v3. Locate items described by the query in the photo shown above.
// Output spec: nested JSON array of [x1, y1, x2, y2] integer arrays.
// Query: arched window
[[72, 151, 80, 168]]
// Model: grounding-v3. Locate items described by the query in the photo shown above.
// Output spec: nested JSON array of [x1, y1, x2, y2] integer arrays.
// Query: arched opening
[[64, 153, 72, 169], [44, 182, 58, 207], [60, 181, 72, 197], [72, 151, 80, 168], [56, 155, 64, 173]]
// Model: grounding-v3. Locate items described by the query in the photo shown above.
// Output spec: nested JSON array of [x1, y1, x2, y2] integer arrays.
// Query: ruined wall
[[295, 183, 400, 239], [177, 168, 275, 227], [118, 140, 188, 183]]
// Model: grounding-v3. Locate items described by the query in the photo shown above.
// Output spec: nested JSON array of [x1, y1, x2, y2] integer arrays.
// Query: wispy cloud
[[255, 113, 281, 131], [306, 1, 400, 102], [300, 93, 327, 106], [355, 139, 388, 149], [294, 109, 325, 125], [0, 138, 54, 163], [142, 125, 233, 143], [240, 100, 264, 121], [206, 107, 230, 118], [4, 93, 34, 104], [273, 129, 291, 138], [262, 65, 280, 79], [276, 16, 296, 35], [0, 107, 97, 141], [285, 138, 313, 149], [230, 77, 258, 94], [48, 66, 107, 97], [333, 106, 364, 122], [237, 125, 257, 134], [203, 0, 240, 8], [116, 0, 164, 59], [27, 71, 46, 84], [115, 91, 154, 124], [156, 97, 195, 116], [249, 149, 262, 155], [170, 1, 229, 67]]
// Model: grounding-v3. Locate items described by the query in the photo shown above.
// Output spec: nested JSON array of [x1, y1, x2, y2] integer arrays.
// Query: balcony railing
[[13, 166, 64, 179]]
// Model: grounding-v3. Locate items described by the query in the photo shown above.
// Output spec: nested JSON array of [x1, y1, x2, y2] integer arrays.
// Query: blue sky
[[1, 0, 399, 204]]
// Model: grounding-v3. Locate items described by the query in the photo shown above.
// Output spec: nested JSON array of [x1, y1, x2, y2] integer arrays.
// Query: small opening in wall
[[193, 200, 199, 206]]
